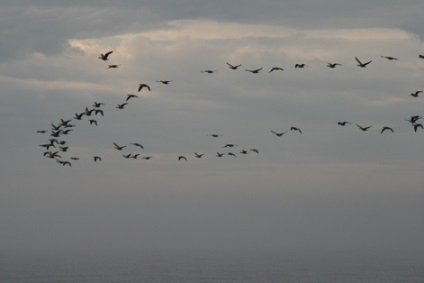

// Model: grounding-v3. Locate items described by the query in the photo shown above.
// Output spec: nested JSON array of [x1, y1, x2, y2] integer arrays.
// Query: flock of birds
[[37, 50, 424, 167]]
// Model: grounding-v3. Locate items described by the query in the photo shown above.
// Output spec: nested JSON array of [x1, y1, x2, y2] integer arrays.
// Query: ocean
[[1, 250, 423, 282]]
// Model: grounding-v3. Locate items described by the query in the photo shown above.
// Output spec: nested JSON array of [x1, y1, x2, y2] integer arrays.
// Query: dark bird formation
[[37, 49, 424, 168]]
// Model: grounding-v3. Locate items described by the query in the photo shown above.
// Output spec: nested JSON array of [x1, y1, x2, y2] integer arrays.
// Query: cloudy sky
[[1, 1, 424, 254]]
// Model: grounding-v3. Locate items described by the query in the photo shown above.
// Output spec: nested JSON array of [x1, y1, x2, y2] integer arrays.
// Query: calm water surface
[[1, 250, 423, 282]]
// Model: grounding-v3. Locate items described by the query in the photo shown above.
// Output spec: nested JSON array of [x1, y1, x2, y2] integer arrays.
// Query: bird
[[271, 130, 287, 137], [269, 67, 284, 73], [381, 126, 394, 134], [226, 62, 241, 70], [113, 142, 126, 150], [156, 80, 172, 84], [216, 152, 225, 157], [131, 143, 144, 149], [208, 134, 222, 138], [201, 70, 217, 73], [70, 157, 79, 160], [355, 57, 372, 68], [92, 102, 104, 108], [406, 115, 423, 124], [411, 91, 423, 98], [419, 55, 424, 59], [413, 123, 424, 132], [194, 152, 204, 158], [59, 146, 68, 152], [123, 153, 132, 159], [245, 67, 262, 73], [240, 150, 248, 154], [44, 151, 61, 159], [94, 109, 104, 116], [142, 156, 152, 160], [93, 156, 102, 162], [116, 103, 128, 109], [138, 84, 151, 92], [56, 159, 71, 167], [131, 154, 140, 159], [39, 143, 55, 150], [381, 56, 398, 61], [99, 51, 113, 61], [60, 119, 72, 127], [356, 124, 372, 131], [61, 129, 73, 135], [227, 152, 237, 157], [107, 64, 120, 69], [178, 156, 187, 161], [290, 127, 302, 134], [295, 64, 307, 68], [250, 148, 259, 154], [89, 119, 97, 126], [126, 94, 138, 101], [327, 63, 342, 68], [337, 121, 351, 126], [74, 112, 84, 120], [37, 130, 47, 134], [222, 144, 237, 148], [84, 107, 95, 116]]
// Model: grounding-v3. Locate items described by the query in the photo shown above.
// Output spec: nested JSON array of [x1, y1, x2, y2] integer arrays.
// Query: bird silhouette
[[271, 130, 287, 136], [74, 112, 84, 120], [138, 84, 151, 92], [113, 142, 126, 150], [338, 121, 351, 126], [216, 152, 225, 157], [94, 109, 104, 116], [381, 56, 398, 61], [194, 152, 204, 158], [381, 126, 394, 134], [142, 156, 152, 160], [356, 124, 372, 131], [126, 94, 138, 101], [250, 149, 259, 154], [355, 57, 372, 68], [92, 102, 104, 108], [290, 127, 302, 134], [107, 64, 120, 69], [208, 134, 222, 138], [156, 80, 172, 84], [116, 103, 128, 109], [99, 51, 113, 61], [93, 156, 102, 162], [226, 62, 241, 70], [201, 70, 217, 73], [37, 130, 47, 134], [131, 143, 144, 149], [327, 63, 342, 68], [245, 67, 262, 73], [419, 55, 424, 59], [413, 123, 424, 132], [227, 152, 237, 157], [89, 119, 97, 126], [295, 64, 307, 68], [411, 91, 423, 98], [222, 144, 237, 148], [269, 67, 284, 73], [178, 156, 187, 161]]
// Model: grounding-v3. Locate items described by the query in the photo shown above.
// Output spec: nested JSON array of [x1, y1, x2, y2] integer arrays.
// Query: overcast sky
[[1, 1, 424, 254]]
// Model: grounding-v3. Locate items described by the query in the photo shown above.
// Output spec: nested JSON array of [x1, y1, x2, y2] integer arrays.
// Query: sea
[[1, 249, 423, 282]]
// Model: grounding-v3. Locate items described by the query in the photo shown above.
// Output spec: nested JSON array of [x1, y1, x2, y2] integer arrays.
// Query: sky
[[1, 1, 424, 254]]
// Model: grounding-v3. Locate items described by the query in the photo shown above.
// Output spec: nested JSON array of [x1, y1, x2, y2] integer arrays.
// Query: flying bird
[[240, 150, 248, 155], [295, 64, 307, 68], [337, 121, 351, 126], [113, 142, 126, 150], [327, 63, 342, 68], [107, 64, 120, 69], [419, 55, 424, 59], [290, 127, 302, 134], [93, 156, 102, 162], [356, 124, 372, 131], [250, 148, 259, 154], [381, 126, 394, 134], [208, 134, 222, 138], [99, 51, 113, 61], [116, 103, 128, 109], [405, 115, 422, 124], [413, 123, 424, 132], [411, 91, 423, 98], [226, 62, 241, 70], [355, 57, 372, 68], [138, 84, 151, 92], [70, 157, 79, 160], [84, 107, 95, 116], [36, 130, 47, 134], [194, 152, 204, 158], [271, 130, 287, 137], [381, 56, 398, 61], [269, 67, 284, 73], [178, 156, 187, 161], [245, 67, 262, 73], [216, 152, 225, 157], [156, 80, 172, 84], [222, 144, 237, 148], [131, 143, 144, 149], [94, 109, 104, 116], [227, 152, 237, 157], [126, 94, 138, 101], [201, 70, 217, 73], [74, 112, 84, 120], [93, 102, 104, 108], [123, 154, 132, 159], [142, 156, 152, 160], [89, 119, 97, 126]]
